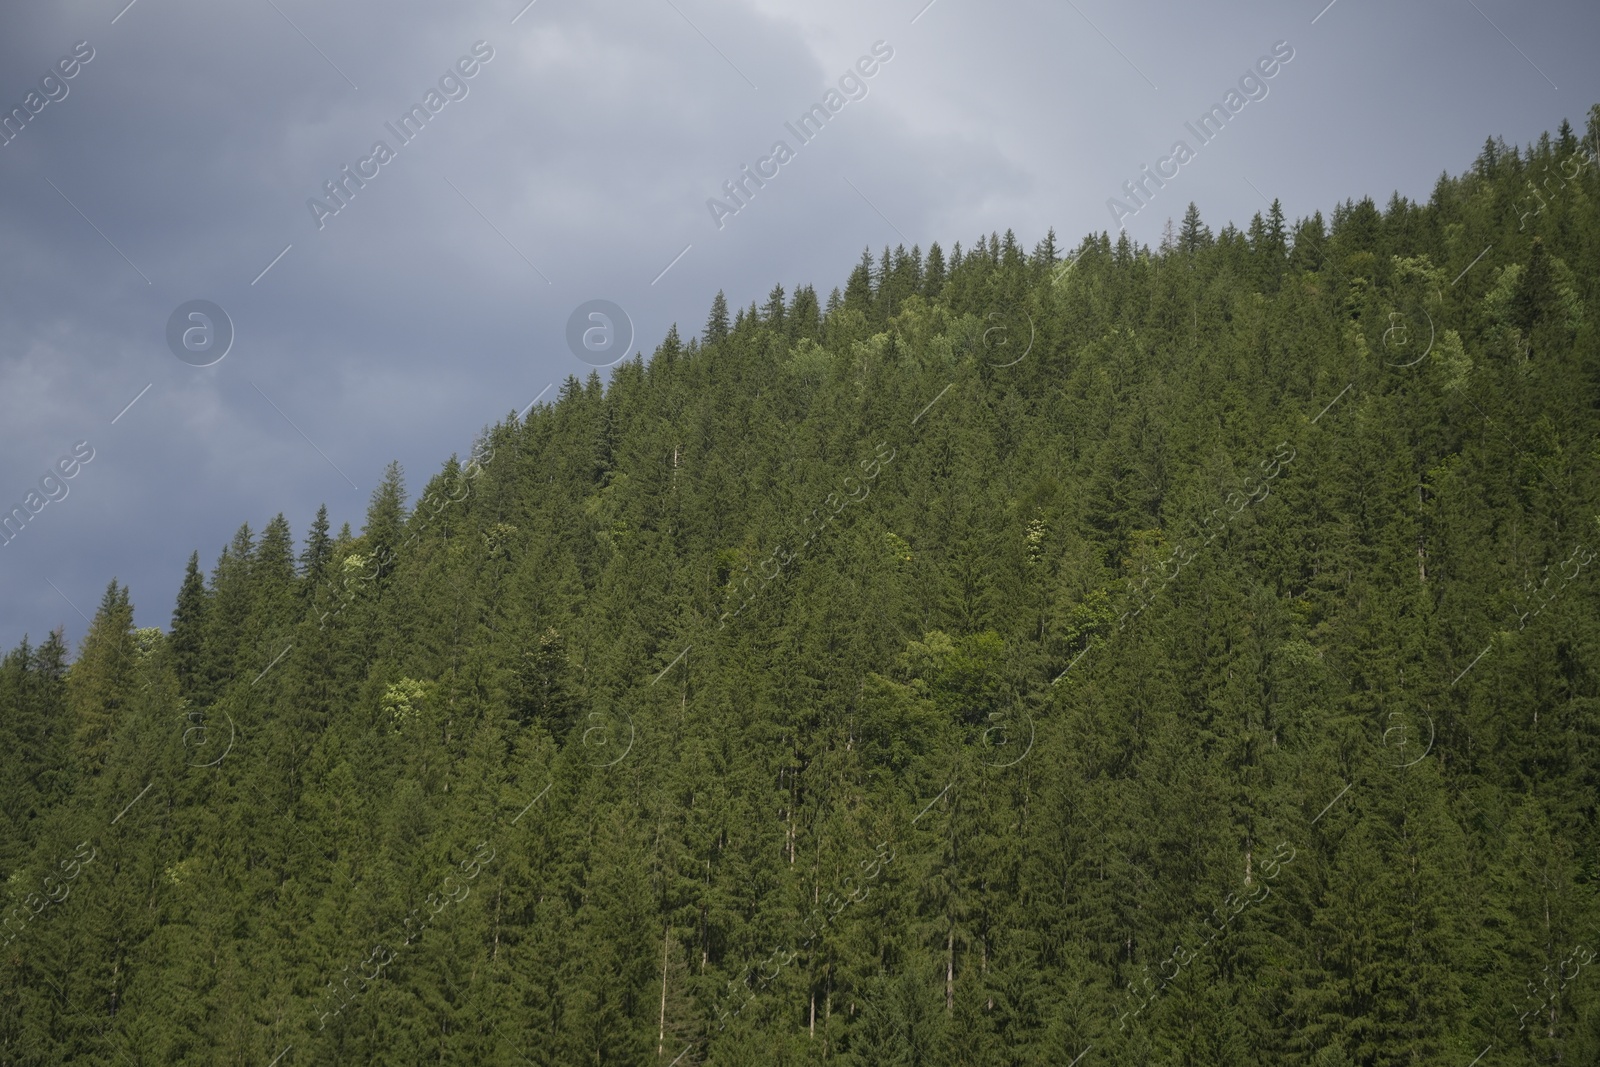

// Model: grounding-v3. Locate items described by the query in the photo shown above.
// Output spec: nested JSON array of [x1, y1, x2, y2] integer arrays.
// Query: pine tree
[[1264, 198, 1288, 289], [704, 291, 730, 346], [363, 462, 408, 581], [300, 504, 332, 585], [924, 242, 947, 299], [844, 248, 875, 315], [200, 523, 254, 701], [787, 286, 821, 342], [1511, 237, 1559, 337], [762, 283, 785, 329], [1179, 202, 1213, 253], [169, 551, 208, 699], [1034, 227, 1060, 269], [65, 580, 136, 770]]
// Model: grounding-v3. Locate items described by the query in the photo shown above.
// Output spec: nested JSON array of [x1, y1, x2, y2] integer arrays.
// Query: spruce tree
[[65, 580, 135, 770], [704, 291, 730, 346], [169, 551, 208, 699], [1179, 202, 1212, 253]]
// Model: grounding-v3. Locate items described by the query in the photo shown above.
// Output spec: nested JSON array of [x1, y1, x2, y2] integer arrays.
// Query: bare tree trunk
[[824, 985, 831, 1058], [658, 925, 670, 1060], [946, 927, 955, 1014], [491, 887, 503, 961]]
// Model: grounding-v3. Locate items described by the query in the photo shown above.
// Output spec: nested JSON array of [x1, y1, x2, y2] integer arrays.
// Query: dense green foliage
[[5, 109, 1600, 1065]]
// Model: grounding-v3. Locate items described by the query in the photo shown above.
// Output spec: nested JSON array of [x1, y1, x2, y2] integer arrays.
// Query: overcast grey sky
[[1, 0, 1596, 650]]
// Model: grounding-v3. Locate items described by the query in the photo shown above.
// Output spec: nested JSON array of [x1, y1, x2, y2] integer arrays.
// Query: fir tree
[[704, 291, 730, 345], [1179, 202, 1212, 253], [169, 551, 208, 699]]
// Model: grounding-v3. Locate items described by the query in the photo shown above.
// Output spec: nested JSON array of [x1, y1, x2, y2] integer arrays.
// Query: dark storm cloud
[[0, 0, 1596, 646]]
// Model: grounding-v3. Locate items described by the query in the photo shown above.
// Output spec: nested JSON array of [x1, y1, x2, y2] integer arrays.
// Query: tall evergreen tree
[[924, 242, 947, 299], [170, 551, 208, 699], [1179, 202, 1213, 253], [300, 504, 332, 585], [704, 291, 730, 346], [65, 580, 135, 770]]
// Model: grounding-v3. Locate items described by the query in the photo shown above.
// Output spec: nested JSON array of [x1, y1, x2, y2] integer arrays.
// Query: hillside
[[3, 108, 1600, 1065]]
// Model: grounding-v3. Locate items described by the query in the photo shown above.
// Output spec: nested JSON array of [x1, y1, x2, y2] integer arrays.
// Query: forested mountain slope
[[4, 109, 1600, 1066]]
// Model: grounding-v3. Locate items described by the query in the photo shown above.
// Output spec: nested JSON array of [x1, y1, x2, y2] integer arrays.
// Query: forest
[[3, 107, 1600, 1065]]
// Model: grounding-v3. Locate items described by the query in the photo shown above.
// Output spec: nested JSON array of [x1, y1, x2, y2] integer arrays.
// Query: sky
[[1, 0, 1597, 650]]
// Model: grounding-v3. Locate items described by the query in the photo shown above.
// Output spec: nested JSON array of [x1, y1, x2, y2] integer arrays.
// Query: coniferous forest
[[6, 109, 1600, 1066]]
